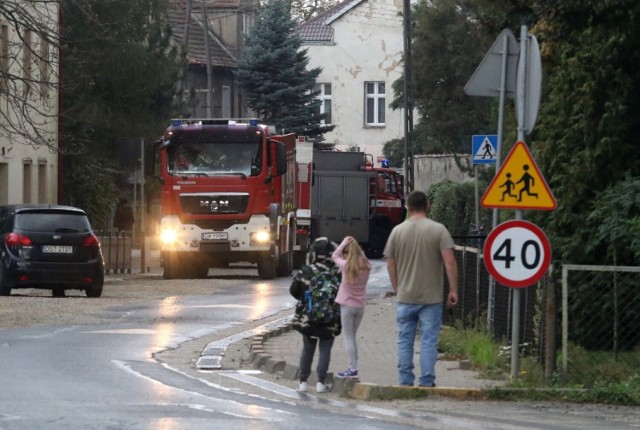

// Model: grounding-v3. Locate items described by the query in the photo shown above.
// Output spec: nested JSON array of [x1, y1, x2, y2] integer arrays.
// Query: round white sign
[[483, 220, 551, 288]]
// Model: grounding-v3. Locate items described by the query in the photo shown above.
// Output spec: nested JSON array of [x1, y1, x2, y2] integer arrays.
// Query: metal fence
[[95, 230, 133, 274], [562, 265, 640, 387], [449, 248, 640, 386], [448, 237, 549, 351]]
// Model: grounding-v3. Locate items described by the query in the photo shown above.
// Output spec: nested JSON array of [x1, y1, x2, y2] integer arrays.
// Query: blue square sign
[[472, 135, 498, 165]]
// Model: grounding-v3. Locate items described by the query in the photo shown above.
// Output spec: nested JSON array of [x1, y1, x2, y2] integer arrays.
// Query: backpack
[[303, 269, 340, 325], [291, 266, 341, 338]]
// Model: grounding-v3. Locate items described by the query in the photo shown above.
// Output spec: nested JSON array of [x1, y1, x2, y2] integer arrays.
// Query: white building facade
[[0, 2, 59, 205], [297, 0, 408, 167]]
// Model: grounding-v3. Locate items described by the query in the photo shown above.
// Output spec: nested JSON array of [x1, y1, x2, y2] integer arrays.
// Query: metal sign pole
[[487, 30, 513, 329], [511, 24, 530, 381], [140, 138, 146, 274]]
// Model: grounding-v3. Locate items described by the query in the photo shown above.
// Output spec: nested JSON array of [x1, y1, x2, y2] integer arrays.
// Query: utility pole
[[402, 0, 414, 193], [202, 2, 214, 117]]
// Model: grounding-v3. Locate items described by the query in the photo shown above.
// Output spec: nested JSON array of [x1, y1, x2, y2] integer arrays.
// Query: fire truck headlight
[[250, 231, 270, 246], [160, 228, 178, 245]]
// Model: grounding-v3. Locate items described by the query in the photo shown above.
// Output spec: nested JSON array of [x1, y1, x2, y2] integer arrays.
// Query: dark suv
[[0, 205, 104, 297]]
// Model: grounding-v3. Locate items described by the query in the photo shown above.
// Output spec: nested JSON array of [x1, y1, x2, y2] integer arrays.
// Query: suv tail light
[[6, 233, 32, 247], [82, 235, 100, 248]]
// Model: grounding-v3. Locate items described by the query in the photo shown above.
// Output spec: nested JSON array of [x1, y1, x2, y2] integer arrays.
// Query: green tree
[[519, 0, 640, 265], [427, 180, 492, 236], [392, 0, 494, 155], [289, 0, 339, 23], [236, 0, 333, 139], [408, 0, 640, 267], [61, 0, 185, 220]]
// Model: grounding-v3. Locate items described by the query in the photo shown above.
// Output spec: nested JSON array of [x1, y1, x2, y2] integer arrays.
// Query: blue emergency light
[[249, 118, 259, 126], [171, 119, 182, 127]]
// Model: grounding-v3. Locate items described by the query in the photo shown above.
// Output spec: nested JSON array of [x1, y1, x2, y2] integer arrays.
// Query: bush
[[427, 180, 492, 236]]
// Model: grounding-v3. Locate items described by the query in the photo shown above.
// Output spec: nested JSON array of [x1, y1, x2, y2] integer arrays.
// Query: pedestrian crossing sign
[[472, 135, 498, 165], [481, 141, 557, 210]]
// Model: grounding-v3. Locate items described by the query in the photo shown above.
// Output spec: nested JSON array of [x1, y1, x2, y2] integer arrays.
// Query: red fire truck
[[157, 118, 404, 279]]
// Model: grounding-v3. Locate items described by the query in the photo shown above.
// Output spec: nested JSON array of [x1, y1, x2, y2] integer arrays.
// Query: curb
[[248, 323, 488, 401]]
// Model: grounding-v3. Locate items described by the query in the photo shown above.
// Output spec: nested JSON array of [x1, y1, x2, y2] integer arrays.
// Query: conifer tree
[[236, 0, 333, 138]]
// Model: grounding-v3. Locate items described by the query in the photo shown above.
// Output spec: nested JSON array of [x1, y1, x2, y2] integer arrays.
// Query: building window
[[365, 81, 385, 126], [23, 163, 32, 203], [1, 24, 8, 92], [23, 29, 32, 96], [314, 83, 332, 125], [221, 85, 231, 118], [38, 163, 47, 203], [242, 13, 254, 35], [0, 163, 8, 205], [39, 37, 49, 97]]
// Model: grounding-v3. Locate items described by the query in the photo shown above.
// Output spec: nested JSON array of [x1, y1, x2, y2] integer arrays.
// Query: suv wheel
[[52, 287, 65, 298], [0, 268, 11, 296], [85, 282, 103, 298]]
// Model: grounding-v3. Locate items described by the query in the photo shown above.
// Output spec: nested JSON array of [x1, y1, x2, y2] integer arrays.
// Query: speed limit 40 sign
[[484, 220, 551, 288]]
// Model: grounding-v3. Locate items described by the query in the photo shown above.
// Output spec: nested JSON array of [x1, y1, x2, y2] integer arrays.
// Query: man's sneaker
[[316, 382, 331, 393], [297, 381, 309, 392], [337, 368, 359, 379]]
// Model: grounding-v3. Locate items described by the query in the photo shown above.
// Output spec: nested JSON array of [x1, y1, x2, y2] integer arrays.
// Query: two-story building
[[297, 0, 409, 166], [168, 0, 257, 118], [0, 3, 59, 205]]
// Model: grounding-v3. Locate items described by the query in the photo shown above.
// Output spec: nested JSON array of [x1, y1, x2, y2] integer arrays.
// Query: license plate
[[42, 245, 73, 254], [202, 232, 228, 240]]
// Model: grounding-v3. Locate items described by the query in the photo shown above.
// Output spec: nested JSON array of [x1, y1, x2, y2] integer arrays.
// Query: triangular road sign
[[481, 141, 556, 210], [464, 28, 519, 98]]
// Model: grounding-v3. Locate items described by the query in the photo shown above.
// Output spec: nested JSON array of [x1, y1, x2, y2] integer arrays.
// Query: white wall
[[0, 3, 59, 205], [305, 0, 407, 166], [413, 154, 475, 193]]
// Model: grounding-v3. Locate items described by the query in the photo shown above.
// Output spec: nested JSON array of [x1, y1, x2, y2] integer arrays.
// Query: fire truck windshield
[[168, 142, 261, 177]]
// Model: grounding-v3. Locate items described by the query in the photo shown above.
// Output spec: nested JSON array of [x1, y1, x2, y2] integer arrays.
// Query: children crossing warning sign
[[481, 141, 557, 210]]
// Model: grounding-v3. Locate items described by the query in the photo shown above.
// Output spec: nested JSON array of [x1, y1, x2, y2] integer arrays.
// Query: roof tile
[[167, 1, 237, 68]]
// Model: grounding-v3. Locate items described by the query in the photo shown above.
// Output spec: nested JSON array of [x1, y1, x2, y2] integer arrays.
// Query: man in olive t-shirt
[[384, 190, 458, 387]]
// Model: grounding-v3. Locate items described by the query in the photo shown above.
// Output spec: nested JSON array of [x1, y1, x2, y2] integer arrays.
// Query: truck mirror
[[275, 141, 287, 176]]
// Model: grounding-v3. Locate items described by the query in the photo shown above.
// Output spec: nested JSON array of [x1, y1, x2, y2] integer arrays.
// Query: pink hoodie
[[332, 237, 370, 308]]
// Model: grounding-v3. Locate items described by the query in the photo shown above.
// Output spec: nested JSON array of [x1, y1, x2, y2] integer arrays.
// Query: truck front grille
[[180, 193, 249, 215]]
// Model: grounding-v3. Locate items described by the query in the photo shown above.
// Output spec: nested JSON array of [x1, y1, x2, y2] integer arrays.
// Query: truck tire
[[293, 251, 306, 270], [179, 254, 207, 279], [366, 225, 389, 259], [276, 230, 294, 276], [257, 254, 277, 279], [163, 253, 181, 279], [191, 261, 210, 279], [276, 252, 292, 276]]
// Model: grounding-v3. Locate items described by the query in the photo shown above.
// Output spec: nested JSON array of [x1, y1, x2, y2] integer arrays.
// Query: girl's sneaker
[[337, 368, 359, 379], [297, 381, 309, 392], [316, 382, 331, 393]]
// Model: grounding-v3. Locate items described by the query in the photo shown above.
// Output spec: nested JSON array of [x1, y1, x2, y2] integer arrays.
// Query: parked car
[[0, 205, 104, 297]]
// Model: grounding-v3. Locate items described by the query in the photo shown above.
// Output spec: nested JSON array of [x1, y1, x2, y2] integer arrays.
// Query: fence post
[[544, 277, 556, 382], [561, 265, 568, 382]]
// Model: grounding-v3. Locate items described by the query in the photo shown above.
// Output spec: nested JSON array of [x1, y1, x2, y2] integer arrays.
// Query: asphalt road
[[0, 259, 638, 429]]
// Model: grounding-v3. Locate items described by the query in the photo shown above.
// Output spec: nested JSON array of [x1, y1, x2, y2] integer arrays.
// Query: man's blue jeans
[[396, 302, 442, 386]]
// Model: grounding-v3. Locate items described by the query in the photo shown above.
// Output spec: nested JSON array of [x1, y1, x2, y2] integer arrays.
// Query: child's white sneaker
[[316, 382, 331, 393], [297, 381, 309, 392]]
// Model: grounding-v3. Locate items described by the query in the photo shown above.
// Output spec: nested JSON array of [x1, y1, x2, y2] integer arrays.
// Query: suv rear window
[[15, 212, 91, 233]]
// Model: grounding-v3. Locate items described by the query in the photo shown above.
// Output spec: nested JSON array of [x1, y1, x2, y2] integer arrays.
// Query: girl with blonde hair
[[332, 236, 371, 379]]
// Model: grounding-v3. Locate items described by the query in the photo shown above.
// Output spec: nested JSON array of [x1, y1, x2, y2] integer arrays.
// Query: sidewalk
[[249, 294, 507, 400], [122, 249, 507, 399]]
